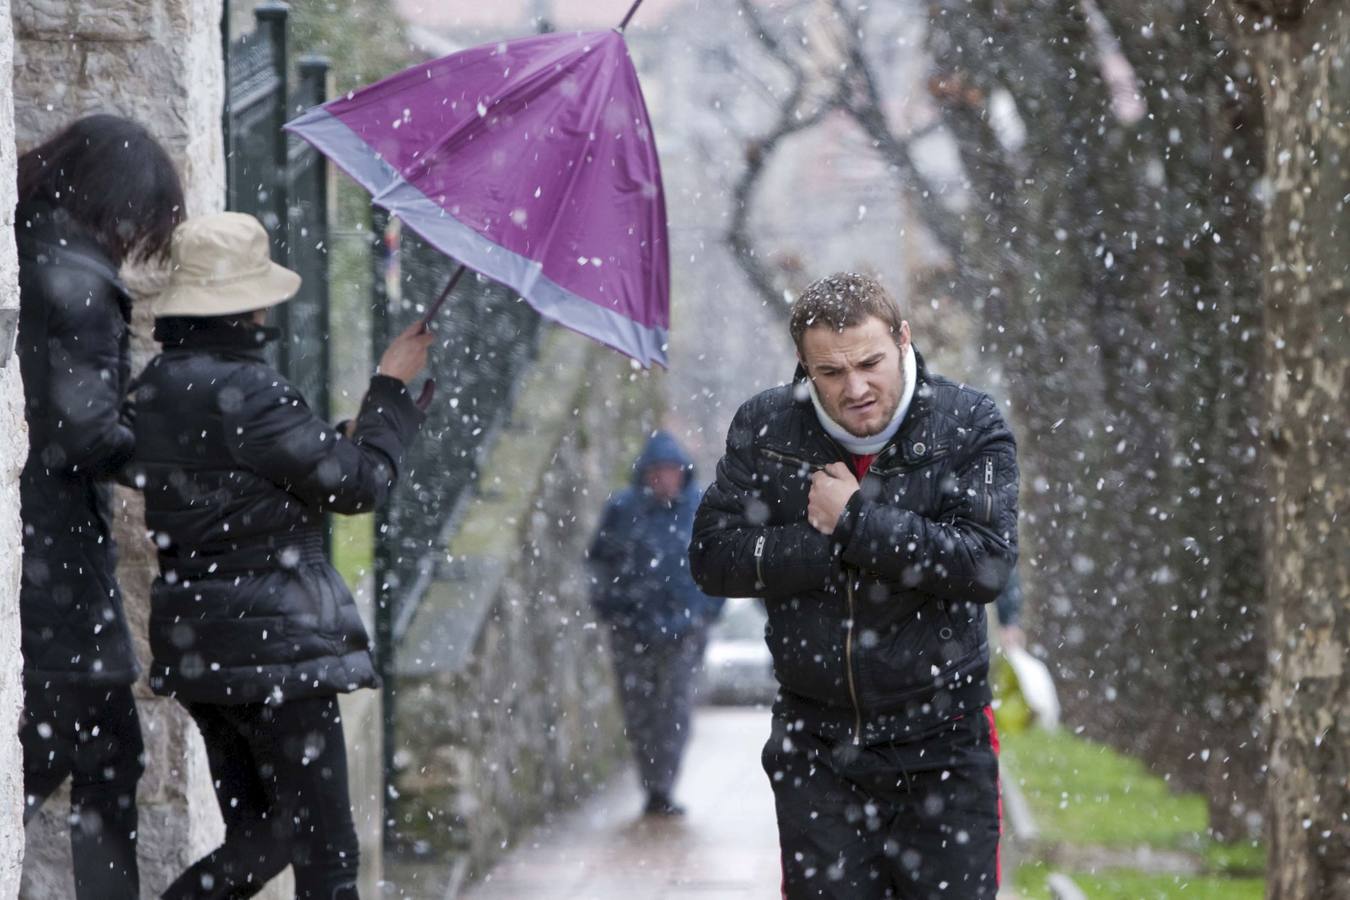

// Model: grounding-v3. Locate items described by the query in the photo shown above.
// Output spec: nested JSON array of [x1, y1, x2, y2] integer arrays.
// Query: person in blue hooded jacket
[[588, 430, 725, 816]]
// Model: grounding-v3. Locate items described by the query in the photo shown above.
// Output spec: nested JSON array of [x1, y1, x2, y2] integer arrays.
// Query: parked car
[[698, 597, 778, 706]]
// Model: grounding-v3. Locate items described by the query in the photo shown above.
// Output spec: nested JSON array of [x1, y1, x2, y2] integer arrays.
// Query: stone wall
[[388, 329, 659, 893], [12, 2, 232, 897], [2, 5, 30, 897]]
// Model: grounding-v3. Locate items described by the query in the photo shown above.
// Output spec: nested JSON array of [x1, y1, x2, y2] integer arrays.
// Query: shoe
[[644, 792, 686, 817]]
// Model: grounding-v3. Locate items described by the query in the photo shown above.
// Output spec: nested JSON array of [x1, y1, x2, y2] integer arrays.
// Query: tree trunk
[[1242, 2, 1350, 896]]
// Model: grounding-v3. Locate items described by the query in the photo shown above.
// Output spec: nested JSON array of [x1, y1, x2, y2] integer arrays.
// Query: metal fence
[[224, 1, 330, 419], [369, 211, 543, 789], [224, 0, 547, 816]]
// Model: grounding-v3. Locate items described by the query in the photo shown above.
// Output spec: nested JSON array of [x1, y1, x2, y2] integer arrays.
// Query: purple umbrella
[[285, 1, 669, 368]]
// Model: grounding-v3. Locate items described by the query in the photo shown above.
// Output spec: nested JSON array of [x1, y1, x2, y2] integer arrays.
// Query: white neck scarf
[[805, 343, 917, 455]]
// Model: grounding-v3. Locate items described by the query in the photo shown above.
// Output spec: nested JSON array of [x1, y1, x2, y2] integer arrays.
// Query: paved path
[[462, 706, 783, 900]]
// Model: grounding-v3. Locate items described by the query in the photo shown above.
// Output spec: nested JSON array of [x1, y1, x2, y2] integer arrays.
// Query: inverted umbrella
[[285, 2, 669, 368]]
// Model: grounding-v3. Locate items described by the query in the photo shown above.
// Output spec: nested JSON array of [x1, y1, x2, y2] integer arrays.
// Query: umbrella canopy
[[286, 28, 670, 368]]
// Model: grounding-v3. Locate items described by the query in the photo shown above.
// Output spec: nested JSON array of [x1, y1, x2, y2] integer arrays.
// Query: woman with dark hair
[[15, 114, 184, 899], [128, 212, 430, 899]]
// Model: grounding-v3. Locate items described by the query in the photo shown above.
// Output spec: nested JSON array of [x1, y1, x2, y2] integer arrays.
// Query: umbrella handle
[[415, 378, 436, 411], [419, 264, 469, 331], [618, 0, 646, 30]]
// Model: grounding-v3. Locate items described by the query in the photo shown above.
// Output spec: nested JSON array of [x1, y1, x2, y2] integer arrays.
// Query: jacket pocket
[[757, 446, 825, 474], [939, 599, 984, 658], [857, 598, 979, 707], [979, 453, 996, 525]]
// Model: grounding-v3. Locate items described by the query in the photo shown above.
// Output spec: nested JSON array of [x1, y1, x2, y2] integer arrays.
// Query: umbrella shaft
[[618, 0, 645, 30], [421, 263, 468, 329]]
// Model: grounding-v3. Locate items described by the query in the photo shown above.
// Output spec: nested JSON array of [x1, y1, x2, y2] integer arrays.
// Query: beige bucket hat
[[156, 212, 302, 316]]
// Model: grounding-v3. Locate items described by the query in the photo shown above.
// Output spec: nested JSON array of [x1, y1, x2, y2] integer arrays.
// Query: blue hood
[[632, 430, 695, 488]]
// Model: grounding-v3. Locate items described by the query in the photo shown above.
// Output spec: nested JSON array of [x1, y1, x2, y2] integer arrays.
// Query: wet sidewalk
[[463, 706, 782, 899]]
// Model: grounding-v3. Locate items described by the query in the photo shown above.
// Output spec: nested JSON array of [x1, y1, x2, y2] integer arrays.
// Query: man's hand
[[808, 462, 859, 535]]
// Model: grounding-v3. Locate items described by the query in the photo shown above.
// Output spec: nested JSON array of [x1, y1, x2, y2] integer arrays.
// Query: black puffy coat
[[689, 350, 1019, 743], [126, 323, 422, 704], [15, 201, 140, 686]]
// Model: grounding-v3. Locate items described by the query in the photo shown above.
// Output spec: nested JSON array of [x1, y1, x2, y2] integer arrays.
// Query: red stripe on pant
[[984, 704, 1003, 887]]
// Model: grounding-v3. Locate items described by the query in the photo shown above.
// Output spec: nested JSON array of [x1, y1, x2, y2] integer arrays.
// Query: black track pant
[[763, 707, 1001, 900], [163, 696, 360, 900], [21, 682, 144, 900], [607, 627, 708, 798]]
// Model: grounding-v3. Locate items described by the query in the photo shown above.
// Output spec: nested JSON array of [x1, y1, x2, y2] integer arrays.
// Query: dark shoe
[[644, 792, 686, 817]]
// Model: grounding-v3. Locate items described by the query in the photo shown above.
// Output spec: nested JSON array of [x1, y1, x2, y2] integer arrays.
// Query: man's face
[[798, 315, 909, 439], [643, 463, 685, 502]]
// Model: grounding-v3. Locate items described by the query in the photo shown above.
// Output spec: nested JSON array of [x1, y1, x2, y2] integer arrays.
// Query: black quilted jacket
[[126, 323, 422, 704]]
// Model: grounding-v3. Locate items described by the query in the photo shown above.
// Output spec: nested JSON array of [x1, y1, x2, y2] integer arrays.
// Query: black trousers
[[163, 695, 360, 900], [763, 707, 1001, 900], [607, 627, 708, 798], [21, 681, 144, 900]]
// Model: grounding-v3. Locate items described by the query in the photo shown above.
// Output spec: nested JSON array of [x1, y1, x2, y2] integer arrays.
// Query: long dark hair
[[17, 114, 185, 265]]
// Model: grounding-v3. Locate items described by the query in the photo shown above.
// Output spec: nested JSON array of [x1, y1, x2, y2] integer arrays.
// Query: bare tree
[[726, 0, 959, 309], [1229, 1, 1350, 894]]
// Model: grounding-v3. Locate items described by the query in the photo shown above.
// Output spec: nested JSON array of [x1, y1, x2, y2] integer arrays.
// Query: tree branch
[[828, 0, 966, 257], [726, 0, 846, 308]]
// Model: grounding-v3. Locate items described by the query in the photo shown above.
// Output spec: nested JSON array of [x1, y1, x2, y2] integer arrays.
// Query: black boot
[[644, 792, 686, 817]]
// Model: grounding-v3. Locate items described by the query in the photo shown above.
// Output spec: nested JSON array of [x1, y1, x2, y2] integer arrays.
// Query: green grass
[[331, 512, 374, 588], [1203, 839, 1266, 877], [1014, 861, 1265, 900], [1001, 727, 1208, 849], [1001, 727, 1266, 896]]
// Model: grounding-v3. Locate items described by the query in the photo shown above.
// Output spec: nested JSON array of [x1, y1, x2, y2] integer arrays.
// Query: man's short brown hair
[[789, 272, 904, 350]]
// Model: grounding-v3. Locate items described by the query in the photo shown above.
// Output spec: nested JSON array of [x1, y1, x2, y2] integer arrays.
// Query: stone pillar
[[11, 2, 230, 897], [1, 4, 30, 898]]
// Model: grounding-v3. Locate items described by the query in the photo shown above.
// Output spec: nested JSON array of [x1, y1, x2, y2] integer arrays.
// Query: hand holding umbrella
[[377, 320, 437, 410]]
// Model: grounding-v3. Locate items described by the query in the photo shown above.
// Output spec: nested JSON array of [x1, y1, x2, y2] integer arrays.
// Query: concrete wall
[[11, 2, 233, 897], [2, 4, 30, 897], [389, 329, 657, 893]]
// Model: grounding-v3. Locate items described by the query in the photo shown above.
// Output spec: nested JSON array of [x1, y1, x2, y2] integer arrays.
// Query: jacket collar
[[153, 317, 279, 358], [15, 200, 132, 309], [788, 347, 937, 468], [16, 201, 123, 280]]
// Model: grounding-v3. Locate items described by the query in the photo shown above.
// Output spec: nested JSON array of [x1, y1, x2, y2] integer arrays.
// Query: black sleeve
[[224, 372, 424, 514], [42, 273, 135, 477], [689, 400, 840, 599], [832, 394, 1018, 604]]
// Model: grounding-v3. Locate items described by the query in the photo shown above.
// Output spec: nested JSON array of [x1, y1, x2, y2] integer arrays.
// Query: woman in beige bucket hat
[[127, 211, 433, 899]]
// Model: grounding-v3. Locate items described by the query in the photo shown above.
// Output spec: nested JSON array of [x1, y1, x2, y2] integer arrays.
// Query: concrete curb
[[1047, 872, 1088, 900], [1001, 774, 1039, 843]]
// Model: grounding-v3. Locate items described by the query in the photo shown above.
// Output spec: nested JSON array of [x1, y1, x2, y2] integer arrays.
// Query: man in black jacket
[[690, 273, 1018, 899]]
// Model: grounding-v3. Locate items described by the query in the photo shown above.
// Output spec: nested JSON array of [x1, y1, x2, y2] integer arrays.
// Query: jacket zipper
[[845, 574, 863, 745], [753, 534, 766, 590], [983, 456, 995, 523]]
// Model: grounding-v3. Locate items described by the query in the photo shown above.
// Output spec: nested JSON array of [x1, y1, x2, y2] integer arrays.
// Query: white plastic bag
[[1006, 645, 1061, 729]]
